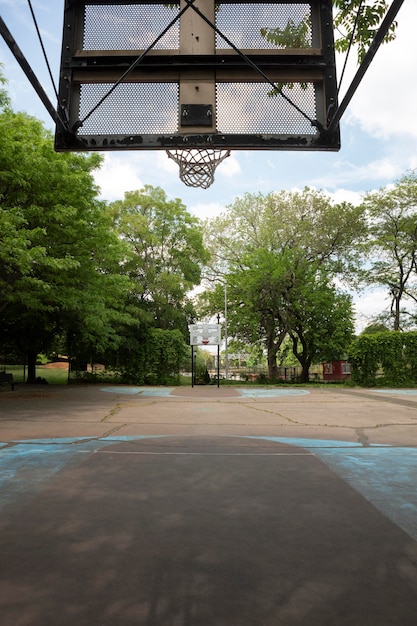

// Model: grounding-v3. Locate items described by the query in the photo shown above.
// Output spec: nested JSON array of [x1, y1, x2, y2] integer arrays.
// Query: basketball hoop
[[166, 148, 231, 189], [201, 339, 210, 345]]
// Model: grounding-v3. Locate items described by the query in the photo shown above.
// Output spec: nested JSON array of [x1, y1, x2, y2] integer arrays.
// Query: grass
[[2, 364, 69, 385], [2, 366, 353, 388]]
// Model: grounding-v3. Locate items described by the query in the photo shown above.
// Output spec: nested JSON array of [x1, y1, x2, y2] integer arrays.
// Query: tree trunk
[[266, 323, 286, 381], [267, 351, 279, 381], [299, 361, 310, 383], [393, 293, 401, 331], [71, 358, 88, 372], [26, 351, 38, 384], [290, 333, 311, 383]]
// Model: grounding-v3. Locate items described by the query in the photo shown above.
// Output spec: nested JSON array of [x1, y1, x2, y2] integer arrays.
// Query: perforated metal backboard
[[55, 1, 340, 151]]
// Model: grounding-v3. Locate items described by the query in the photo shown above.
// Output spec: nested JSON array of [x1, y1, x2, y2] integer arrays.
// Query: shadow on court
[[1, 436, 417, 625]]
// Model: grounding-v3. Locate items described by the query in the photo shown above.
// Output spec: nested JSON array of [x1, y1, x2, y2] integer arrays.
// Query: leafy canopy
[[0, 107, 131, 376]]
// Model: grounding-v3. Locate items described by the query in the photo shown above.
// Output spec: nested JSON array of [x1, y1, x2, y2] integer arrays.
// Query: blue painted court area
[[248, 437, 417, 542], [1, 435, 416, 542], [101, 386, 175, 396], [316, 446, 417, 541], [238, 388, 309, 398], [100, 387, 309, 398], [0, 436, 156, 510]]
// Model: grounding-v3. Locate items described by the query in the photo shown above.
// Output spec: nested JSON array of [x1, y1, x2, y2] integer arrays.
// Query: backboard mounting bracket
[[181, 104, 213, 127]]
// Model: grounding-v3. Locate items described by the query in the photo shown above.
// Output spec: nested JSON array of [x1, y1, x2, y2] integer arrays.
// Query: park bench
[[0, 372, 15, 390]]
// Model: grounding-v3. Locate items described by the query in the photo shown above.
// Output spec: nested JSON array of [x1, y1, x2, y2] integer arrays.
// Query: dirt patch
[[40, 362, 69, 369]]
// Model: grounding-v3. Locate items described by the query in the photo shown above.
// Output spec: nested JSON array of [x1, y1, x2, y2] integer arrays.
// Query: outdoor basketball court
[[1, 384, 417, 625]]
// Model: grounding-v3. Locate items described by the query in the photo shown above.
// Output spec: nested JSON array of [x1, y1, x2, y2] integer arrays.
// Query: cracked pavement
[[2, 384, 417, 445], [1, 384, 417, 625]]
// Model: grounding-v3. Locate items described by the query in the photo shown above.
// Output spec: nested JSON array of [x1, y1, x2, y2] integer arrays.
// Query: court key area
[[1, 384, 417, 625]]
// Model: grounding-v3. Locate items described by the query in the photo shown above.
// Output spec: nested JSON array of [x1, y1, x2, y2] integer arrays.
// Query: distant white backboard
[[189, 323, 221, 346]]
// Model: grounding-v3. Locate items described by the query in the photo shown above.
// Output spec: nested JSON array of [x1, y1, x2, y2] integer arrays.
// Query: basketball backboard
[[55, 0, 340, 152], [189, 323, 221, 346]]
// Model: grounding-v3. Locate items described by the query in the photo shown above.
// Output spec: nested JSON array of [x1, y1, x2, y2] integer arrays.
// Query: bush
[[349, 331, 417, 387]]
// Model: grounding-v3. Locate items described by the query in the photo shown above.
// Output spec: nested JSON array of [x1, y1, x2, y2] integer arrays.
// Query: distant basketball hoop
[[166, 148, 230, 189], [189, 322, 221, 347]]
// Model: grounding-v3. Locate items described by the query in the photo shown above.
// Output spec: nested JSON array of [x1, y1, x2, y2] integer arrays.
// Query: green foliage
[[277, 337, 299, 367], [194, 366, 211, 386], [361, 322, 390, 334], [0, 94, 203, 384], [349, 331, 417, 386], [260, 15, 311, 92], [0, 64, 10, 110], [0, 108, 132, 380], [103, 185, 209, 383], [109, 185, 209, 337], [333, 1, 397, 63], [201, 189, 363, 380], [285, 262, 355, 381], [146, 328, 188, 384], [260, 17, 311, 49], [117, 327, 188, 385], [361, 171, 417, 331]]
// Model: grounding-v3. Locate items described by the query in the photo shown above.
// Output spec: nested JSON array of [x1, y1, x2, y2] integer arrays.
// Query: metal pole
[[217, 313, 220, 388], [217, 343, 220, 388], [0, 16, 66, 129], [191, 345, 194, 387], [224, 283, 229, 381]]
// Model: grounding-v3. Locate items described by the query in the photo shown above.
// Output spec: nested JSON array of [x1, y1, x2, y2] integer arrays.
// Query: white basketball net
[[166, 148, 231, 189]]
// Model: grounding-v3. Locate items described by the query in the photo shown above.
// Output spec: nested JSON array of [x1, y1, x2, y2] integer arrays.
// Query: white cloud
[[188, 202, 225, 220], [310, 156, 404, 191], [156, 151, 179, 176], [352, 289, 390, 333], [364, 158, 403, 181], [325, 188, 363, 206], [217, 152, 241, 178], [93, 154, 145, 201]]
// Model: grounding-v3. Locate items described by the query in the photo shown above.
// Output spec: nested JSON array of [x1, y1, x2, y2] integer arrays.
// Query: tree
[[260, 2, 398, 66], [361, 322, 389, 334], [285, 263, 354, 382], [105, 186, 209, 382], [361, 172, 417, 331], [230, 248, 296, 380], [109, 186, 209, 335], [201, 189, 364, 379], [0, 108, 130, 381], [223, 249, 353, 382]]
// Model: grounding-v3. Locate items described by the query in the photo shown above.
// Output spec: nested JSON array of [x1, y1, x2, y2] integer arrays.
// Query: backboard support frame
[[55, 0, 341, 152]]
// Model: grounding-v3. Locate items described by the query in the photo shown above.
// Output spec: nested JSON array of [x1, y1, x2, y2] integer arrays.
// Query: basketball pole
[[217, 313, 220, 388], [217, 342, 220, 389], [191, 345, 194, 388], [224, 283, 229, 382]]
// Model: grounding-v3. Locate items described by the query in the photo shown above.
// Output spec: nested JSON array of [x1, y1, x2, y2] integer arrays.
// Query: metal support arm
[[327, 0, 406, 134], [0, 15, 67, 130]]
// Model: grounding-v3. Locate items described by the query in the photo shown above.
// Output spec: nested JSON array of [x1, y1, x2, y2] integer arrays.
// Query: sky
[[1, 0, 416, 331]]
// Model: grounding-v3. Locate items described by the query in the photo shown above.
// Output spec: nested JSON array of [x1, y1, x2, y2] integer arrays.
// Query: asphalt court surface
[[1, 385, 417, 624]]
